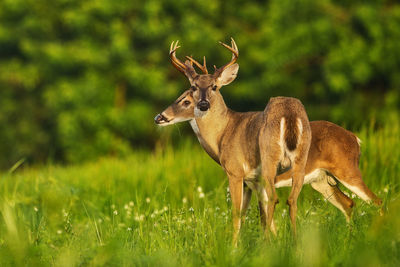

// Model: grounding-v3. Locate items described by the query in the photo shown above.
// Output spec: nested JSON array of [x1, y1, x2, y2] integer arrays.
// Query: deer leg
[[241, 183, 252, 225], [260, 162, 279, 237], [228, 176, 244, 247], [287, 162, 306, 236], [330, 167, 382, 206], [311, 174, 354, 222], [257, 187, 277, 235]]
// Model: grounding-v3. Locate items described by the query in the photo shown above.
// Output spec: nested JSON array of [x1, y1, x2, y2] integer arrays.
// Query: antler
[[216, 37, 239, 74], [169, 41, 188, 74], [185, 55, 208, 74]]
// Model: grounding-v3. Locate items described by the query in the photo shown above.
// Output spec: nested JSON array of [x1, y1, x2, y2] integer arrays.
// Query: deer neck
[[190, 94, 230, 163]]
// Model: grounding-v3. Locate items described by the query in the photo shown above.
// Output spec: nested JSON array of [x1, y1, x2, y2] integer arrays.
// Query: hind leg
[[311, 174, 354, 222], [256, 184, 277, 235], [287, 163, 305, 236], [260, 158, 279, 236], [330, 167, 382, 206], [241, 183, 252, 225]]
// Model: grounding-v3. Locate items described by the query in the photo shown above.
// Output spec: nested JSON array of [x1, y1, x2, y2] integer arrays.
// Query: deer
[[155, 38, 313, 243], [155, 89, 382, 228]]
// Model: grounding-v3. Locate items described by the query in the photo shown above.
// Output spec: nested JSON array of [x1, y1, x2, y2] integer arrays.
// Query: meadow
[[0, 115, 399, 266]]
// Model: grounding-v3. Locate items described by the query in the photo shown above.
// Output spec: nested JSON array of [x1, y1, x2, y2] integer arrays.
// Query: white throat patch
[[194, 107, 207, 118]]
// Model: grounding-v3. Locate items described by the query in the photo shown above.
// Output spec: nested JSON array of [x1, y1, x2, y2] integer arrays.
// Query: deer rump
[[277, 114, 304, 171]]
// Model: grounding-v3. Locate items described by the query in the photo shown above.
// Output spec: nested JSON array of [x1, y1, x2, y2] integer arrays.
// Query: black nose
[[154, 114, 166, 124], [197, 101, 210, 111]]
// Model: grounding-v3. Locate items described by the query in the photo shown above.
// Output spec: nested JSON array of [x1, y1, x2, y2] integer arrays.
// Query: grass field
[[0, 115, 399, 266]]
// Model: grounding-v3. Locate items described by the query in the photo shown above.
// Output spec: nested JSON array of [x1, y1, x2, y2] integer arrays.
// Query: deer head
[[168, 38, 239, 115], [154, 90, 195, 126]]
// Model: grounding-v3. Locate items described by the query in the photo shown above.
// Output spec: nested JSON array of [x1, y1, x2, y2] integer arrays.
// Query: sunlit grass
[[0, 117, 399, 266]]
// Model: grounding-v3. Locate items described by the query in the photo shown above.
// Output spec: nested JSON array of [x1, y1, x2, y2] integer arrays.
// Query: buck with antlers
[[155, 89, 382, 227], [155, 39, 312, 243]]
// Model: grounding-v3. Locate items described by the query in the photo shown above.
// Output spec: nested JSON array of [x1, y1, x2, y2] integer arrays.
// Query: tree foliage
[[0, 0, 399, 167]]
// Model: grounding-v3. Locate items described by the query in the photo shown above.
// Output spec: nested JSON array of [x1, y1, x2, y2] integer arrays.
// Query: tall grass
[[0, 116, 399, 266]]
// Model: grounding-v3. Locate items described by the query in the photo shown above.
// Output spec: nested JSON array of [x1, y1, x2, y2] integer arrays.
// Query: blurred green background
[[1, 0, 399, 169]]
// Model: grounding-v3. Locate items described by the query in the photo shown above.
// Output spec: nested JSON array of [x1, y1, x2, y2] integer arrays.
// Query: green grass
[[1, 116, 399, 266]]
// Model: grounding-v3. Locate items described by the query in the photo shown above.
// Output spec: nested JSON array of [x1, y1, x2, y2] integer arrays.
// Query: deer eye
[[183, 100, 191, 106], [190, 86, 197, 91], [212, 85, 217, 91]]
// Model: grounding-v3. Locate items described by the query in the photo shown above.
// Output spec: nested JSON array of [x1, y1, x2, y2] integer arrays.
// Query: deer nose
[[154, 114, 167, 124], [197, 101, 210, 111]]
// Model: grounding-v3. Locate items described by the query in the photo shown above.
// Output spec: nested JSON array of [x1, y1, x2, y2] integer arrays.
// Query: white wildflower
[[182, 197, 187, 204], [197, 186, 203, 192], [199, 192, 205, 198], [163, 206, 168, 212], [33, 206, 38, 212], [113, 210, 118, 215], [384, 187, 389, 193], [124, 204, 129, 210], [129, 201, 134, 207], [127, 227, 132, 231], [189, 207, 194, 212], [146, 198, 151, 203], [57, 230, 62, 235], [111, 204, 116, 209]]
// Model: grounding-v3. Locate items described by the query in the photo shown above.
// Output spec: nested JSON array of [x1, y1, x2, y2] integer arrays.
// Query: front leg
[[228, 175, 244, 247]]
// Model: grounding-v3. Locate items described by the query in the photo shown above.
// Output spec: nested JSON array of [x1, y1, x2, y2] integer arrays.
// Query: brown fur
[[161, 39, 381, 245], [156, 90, 382, 232], [259, 97, 311, 235], [285, 115, 299, 151]]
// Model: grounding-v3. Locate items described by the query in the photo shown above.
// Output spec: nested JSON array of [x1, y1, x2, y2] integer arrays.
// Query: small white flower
[[182, 197, 187, 204], [111, 204, 116, 209], [197, 186, 202, 192], [134, 214, 145, 221], [150, 213, 155, 218], [129, 201, 134, 207], [199, 192, 205, 198], [189, 207, 194, 212], [282, 209, 287, 218], [215, 206, 220, 211], [163, 206, 168, 212], [57, 230, 62, 235], [124, 204, 129, 210], [127, 227, 132, 231], [33, 206, 38, 212], [384, 187, 389, 193], [146, 198, 151, 203], [113, 210, 118, 215]]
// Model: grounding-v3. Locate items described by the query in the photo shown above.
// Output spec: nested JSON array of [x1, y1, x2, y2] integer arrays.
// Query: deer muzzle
[[197, 100, 210, 111], [154, 113, 169, 124]]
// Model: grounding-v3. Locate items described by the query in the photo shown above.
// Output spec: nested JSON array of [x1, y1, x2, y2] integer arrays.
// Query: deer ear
[[215, 63, 239, 87], [184, 60, 198, 83]]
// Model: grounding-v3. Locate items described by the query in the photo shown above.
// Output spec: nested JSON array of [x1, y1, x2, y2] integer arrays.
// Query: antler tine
[[185, 55, 208, 74], [169, 40, 187, 74], [217, 37, 239, 72]]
